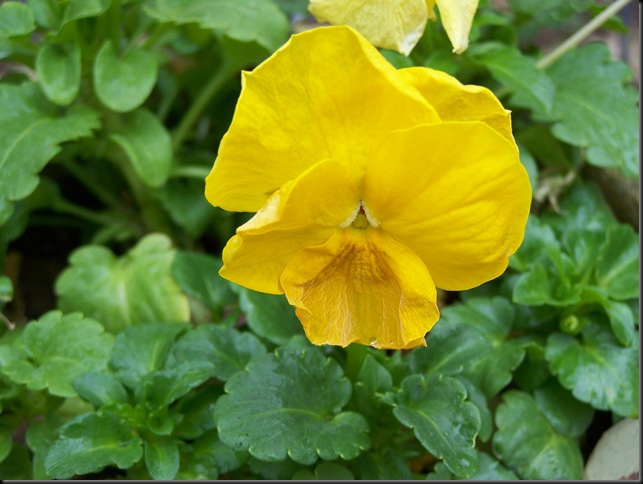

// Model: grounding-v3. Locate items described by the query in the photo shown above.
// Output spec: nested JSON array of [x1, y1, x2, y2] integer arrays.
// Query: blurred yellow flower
[[308, 0, 479, 55], [205, 26, 531, 349]]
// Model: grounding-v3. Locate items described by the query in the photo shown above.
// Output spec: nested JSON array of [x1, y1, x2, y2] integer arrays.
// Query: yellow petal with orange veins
[[205, 26, 439, 213], [435, 0, 479, 54], [220, 160, 360, 294], [308, 0, 429, 56], [401, 66, 515, 147], [364, 122, 531, 291], [280, 228, 439, 349]]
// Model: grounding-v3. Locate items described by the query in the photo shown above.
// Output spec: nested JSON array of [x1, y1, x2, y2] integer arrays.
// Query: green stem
[[170, 165, 211, 179], [60, 159, 124, 211], [140, 23, 172, 51], [536, 0, 631, 69], [52, 198, 115, 226], [108, 0, 122, 51], [172, 60, 238, 152]]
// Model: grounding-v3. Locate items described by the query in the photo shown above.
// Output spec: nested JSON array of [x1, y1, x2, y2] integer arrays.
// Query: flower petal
[[220, 160, 360, 294], [364, 122, 531, 291], [280, 227, 439, 349], [401, 66, 515, 147], [435, 0, 479, 54], [308, 0, 429, 56], [205, 26, 439, 212]]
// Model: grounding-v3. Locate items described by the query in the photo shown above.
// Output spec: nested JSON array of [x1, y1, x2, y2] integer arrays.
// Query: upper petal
[[363, 122, 531, 291], [219, 160, 360, 294], [435, 0, 479, 54], [205, 26, 439, 213], [308, 0, 429, 56], [280, 227, 439, 349], [401, 66, 515, 147]]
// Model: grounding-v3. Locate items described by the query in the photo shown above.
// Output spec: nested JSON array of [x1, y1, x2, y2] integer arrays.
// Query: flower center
[[340, 201, 379, 229]]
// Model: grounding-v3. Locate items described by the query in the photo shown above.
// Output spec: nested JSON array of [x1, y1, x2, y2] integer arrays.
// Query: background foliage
[[0, 0, 639, 479]]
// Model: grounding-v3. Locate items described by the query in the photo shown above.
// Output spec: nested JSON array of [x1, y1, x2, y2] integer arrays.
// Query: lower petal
[[280, 228, 439, 349], [435, 0, 479, 54]]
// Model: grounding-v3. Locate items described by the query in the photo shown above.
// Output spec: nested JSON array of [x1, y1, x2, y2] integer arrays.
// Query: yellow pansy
[[308, 0, 479, 55], [205, 26, 531, 349]]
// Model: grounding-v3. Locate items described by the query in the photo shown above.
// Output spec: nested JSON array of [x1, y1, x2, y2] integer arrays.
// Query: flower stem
[[60, 158, 124, 211], [172, 60, 238, 152], [170, 165, 211, 179], [536, 0, 631, 69]]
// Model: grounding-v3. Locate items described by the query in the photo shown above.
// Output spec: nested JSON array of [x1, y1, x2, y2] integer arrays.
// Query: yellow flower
[[205, 26, 531, 349], [308, 0, 479, 55]]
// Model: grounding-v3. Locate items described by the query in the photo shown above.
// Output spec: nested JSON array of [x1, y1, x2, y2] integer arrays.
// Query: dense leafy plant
[[0, 0, 638, 479]]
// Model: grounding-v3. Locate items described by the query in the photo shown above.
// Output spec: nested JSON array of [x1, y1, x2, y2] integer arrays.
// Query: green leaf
[[144, 0, 290, 53], [547, 44, 639, 178], [439, 296, 515, 341], [426, 450, 518, 480], [543, 183, 615, 234], [0, 83, 99, 226], [0, 311, 113, 397], [111, 322, 187, 388], [28, 0, 63, 30], [545, 323, 639, 417], [0, 275, 12, 307], [292, 461, 354, 480], [173, 386, 221, 440], [393, 374, 480, 478], [582, 286, 636, 347], [0, 2, 35, 38], [493, 390, 584, 480], [25, 412, 64, 479], [248, 456, 304, 480], [214, 347, 370, 465], [63, 0, 111, 23], [172, 251, 235, 313], [456, 376, 492, 443], [145, 438, 179, 481], [238, 288, 303, 345], [56, 234, 191, 333], [353, 354, 393, 418], [93, 41, 157, 113], [73, 372, 129, 408], [36, 43, 81, 106], [595, 225, 639, 300], [45, 410, 143, 479], [169, 324, 266, 381], [176, 429, 248, 479], [0, 426, 11, 463], [110, 109, 172, 187], [533, 379, 593, 438], [0, 443, 31, 479], [353, 449, 413, 480], [479, 44, 555, 114]]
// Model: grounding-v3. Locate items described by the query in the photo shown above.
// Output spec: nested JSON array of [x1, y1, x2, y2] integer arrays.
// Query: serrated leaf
[[110, 108, 172, 187], [542, 183, 616, 234], [582, 286, 636, 347], [292, 461, 354, 480], [545, 324, 639, 417], [595, 225, 639, 300], [238, 288, 303, 345], [172, 251, 235, 313], [0, 311, 113, 397], [214, 347, 370, 465], [353, 354, 393, 417], [169, 324, 266, 381], [493, 390, 583, 480], [393, 374, 480, 478], [36, 42, 81, 106], [547, 44, 639, 177], [93, 41, 157, 113], [513, 259, 581, 307], [439, 296, 515, 341], [73, 372, 128, 408], [509, 216, 560, 271], [533, 379, 593, 438], [45, 410, 143, 479], [173, 386, 221, 440], [144, 0, 289, 53], [248, 456, 304, 480], [0, 83, 99, 226], [0, 2, 35, 38], [426, 450, 518, 480], [480, 45, 555, 114], [176, 429, 247, 479], [56, 234, 191, 333], [111, 323, 187, 388], [145, 438, 179, 480], [456, 376, 492, 442]]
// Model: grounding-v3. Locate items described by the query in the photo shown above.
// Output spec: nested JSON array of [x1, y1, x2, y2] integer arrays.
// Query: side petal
[[280, 228, 439, 349], [401, 66, 515, 147], [435, 0, 479, 54], [206, 25, 439, 212], [220, 160, 360, 294], [364, 122, 531, 291], [308, 0, 429, 56]]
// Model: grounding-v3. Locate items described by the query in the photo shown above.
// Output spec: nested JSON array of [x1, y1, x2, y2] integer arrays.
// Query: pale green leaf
[[93, 41, 157, 112], [393, 374, 480, 478], [73, 372, 129, 408], [0, 2, 35, 38], [110, 108, 172, 187], [493, 390, 584, 480], [214, 347, 370, 465], [63, 0, 111, 23], [145, 438, 179, 480], [36, 43, 81, 106], [595, 225, 639, 301], [55, 234, 191, 333]]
